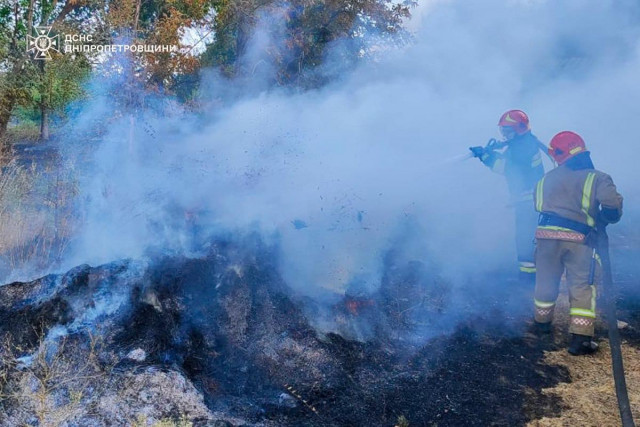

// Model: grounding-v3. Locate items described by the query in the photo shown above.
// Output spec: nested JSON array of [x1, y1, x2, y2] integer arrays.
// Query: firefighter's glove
[[597, 207, 621, 225], [469, 146, 485, 158]]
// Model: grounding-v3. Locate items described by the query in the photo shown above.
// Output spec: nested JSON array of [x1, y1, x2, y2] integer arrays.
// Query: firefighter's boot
[[568, 333, 598, 356]]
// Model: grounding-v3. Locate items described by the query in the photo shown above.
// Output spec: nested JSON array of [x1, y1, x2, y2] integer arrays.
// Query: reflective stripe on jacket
[[533, 165, 623, 231]]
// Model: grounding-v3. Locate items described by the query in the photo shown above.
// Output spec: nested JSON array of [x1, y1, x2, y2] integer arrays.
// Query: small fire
[[345, 298, 375, 315]]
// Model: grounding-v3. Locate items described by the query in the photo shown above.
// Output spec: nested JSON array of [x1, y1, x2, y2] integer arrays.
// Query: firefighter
[[470, 110, 546, 285], [532, 131, 623, 355]]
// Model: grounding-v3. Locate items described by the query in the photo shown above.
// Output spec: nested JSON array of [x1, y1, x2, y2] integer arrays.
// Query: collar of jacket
[[564, 151, 595, 170]]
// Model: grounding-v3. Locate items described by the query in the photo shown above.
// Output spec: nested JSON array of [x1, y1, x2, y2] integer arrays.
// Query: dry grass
[[0, 329, 107, 426], [0, 329, 220, 425], [132, 415, 194, 426], [4, 123, 41, 144], [527, 291, 640, 427], [530, 342, 640, 427], [0, 158, 78, 278]]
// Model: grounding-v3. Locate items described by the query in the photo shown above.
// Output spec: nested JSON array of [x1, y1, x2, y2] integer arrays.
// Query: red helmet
[[548, 131, 587, 164], [498, 110, 530, 135]]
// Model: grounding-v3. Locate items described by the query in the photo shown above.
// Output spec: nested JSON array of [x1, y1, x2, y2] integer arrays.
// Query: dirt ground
[[527, 291, 640, 427]]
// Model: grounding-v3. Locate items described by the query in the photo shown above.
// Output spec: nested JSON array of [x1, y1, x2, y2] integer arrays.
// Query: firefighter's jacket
[[480, 131, 545, 202], [533, 154, 623, 243]]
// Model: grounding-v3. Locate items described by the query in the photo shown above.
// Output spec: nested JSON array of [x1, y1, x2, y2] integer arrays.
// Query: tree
[[0, 0, 213, 143], [0, 0, 415, 145], [23, 52, 91, 140], [202, 0, 415, 86], [0, 0, 97, 143], [107, 0, 214, 94]]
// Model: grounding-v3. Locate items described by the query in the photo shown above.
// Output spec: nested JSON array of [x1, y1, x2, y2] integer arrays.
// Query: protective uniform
[[475, 110, 546, 283], [532, 131, 623, 349]]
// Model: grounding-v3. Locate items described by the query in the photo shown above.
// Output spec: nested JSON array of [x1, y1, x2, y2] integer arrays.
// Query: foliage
[[0, 0, 100, 142], [0, 0, 414, 143], [142, 0, 210, 91], [20, 48, 92, 120], [202, 0, 416, 86], [107, 0, 215, 94]]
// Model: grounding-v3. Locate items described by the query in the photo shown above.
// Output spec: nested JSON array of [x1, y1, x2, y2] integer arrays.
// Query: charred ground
[[0, 234, 601, 426]]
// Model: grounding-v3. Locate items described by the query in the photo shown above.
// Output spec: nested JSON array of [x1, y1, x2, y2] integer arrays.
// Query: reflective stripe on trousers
[[519, 261, 536, 274]]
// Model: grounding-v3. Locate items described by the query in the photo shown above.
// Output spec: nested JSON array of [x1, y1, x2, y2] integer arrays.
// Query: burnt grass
[[611, 241, 640, 349], [266, 308, 570, 426], [614, 284, 640, 348], [0, 236, 610, 427]]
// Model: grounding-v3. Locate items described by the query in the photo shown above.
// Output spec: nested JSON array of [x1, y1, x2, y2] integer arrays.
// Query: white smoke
[[58, 0, 640, 297]]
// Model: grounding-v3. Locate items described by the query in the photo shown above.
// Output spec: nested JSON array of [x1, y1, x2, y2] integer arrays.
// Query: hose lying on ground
[[597, 223, 635, 427]]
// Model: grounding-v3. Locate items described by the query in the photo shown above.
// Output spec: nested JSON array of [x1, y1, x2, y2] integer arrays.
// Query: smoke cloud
[[53, 0, 640, 305]]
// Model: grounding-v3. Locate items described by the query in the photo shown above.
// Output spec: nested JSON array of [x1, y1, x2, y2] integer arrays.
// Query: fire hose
[[592, 223, 636, 427], [468, 138, 556, 166]]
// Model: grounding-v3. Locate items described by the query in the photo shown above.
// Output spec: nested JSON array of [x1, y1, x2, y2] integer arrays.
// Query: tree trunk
[[0, 91, 16, 146], [134, 0, 142, 34], [38, 60, 49, 142], [0, 113, 10, 139], [27, 0, 35, 37], [40, 102, 49, 141]]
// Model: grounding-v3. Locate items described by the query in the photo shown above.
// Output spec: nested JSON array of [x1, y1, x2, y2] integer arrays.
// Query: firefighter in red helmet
[[470, 110, 547, 285], [533, 131, 623, 355]]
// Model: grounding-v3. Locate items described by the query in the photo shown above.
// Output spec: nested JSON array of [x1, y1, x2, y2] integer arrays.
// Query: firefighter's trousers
[[534, 238, 600, 336], [515, 201, 538, 282]]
